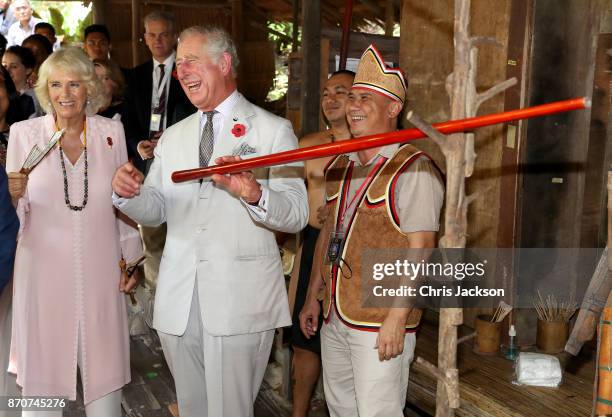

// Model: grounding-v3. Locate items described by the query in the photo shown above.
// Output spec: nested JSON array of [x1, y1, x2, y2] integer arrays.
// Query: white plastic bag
[[514, 352, 562, 387]]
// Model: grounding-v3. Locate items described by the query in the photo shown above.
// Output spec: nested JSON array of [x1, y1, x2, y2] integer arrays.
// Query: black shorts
[[291, 224, 323, 355]]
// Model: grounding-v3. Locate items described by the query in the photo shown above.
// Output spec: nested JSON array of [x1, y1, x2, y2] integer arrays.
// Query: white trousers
[[158, 283, 275, 417], [321, 308, 416, 417]]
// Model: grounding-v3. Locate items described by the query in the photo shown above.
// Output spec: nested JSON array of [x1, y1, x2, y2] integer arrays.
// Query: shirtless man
[[290, 70, 354, 417]]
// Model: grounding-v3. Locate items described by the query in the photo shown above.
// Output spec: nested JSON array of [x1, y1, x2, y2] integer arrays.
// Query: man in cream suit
[[112, 26, 308, 417]]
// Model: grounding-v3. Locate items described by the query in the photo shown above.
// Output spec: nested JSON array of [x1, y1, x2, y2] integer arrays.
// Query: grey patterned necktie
[[199, 111, 216, 167]]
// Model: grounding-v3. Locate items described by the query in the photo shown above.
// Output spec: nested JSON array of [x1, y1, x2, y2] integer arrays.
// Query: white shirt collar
[[198, 89, 240, 120], [348, 143, 399, 166], [153, 51, 176, 69]]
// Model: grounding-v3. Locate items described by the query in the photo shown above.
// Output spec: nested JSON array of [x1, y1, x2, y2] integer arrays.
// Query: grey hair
[[178, 26, 240, 76], [35, 47, 105, 116], [144, 10, 176, 32]]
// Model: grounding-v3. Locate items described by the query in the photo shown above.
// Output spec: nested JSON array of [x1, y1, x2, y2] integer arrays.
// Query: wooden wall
[[515, 0, 603, 344], [99, 0, 274, 106], [399, 0, 512, 250]]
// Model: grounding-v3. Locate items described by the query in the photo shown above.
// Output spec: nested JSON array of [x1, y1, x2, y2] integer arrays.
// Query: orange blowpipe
[[171, 97, 590, 183]]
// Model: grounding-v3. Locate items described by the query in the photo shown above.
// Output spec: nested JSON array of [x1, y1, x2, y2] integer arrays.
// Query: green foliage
[[32, 1, 92, 44], [65, 9, 91, 43], [267, 21, 297, 55], [47, 7, 64, 35], [266, 21, 298, 103]]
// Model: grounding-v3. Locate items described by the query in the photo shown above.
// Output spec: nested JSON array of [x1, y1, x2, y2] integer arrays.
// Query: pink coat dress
[[5, 114, 142, 404]]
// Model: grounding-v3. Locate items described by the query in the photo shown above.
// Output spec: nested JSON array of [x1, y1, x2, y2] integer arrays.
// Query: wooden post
[[92, 0, 106, 24], [292, 0, 299, 53], [406, 1, 517, 415], [131, 0, 140, 67], [231, 0, 244, 87], [300, 0, 321, 136], [385, 0, 394, 36]]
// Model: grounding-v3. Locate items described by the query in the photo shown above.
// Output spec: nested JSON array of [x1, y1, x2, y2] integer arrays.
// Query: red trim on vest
[[326, 162, 354, 320], [329, 157, 388, 326], [388, 152, 426, 226], [323, 154, 343, 175]]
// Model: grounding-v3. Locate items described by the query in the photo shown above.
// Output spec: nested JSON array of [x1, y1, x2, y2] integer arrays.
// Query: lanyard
[[152, 65, 169, 108], [337, 156, 386, 230]]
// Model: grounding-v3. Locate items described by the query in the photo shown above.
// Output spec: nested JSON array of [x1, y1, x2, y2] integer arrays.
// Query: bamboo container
[[474, 314, 501, 355], [536, 319, 569, 354]]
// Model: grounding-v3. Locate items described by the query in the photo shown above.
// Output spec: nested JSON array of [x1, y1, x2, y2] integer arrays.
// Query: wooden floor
[[64, 332, 297, 417], [407, 318, 596, 417], [35, 318, 596, 417]]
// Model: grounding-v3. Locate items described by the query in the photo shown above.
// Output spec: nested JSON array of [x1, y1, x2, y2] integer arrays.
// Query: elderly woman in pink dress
[[5, 47, 142, 417]]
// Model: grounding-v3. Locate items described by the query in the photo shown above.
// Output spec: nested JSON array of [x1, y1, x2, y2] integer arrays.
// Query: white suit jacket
[[115, 94, 308, 336]]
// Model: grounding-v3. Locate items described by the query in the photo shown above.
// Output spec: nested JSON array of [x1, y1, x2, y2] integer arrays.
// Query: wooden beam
[[300, 0, 321, 136], [358, 0, 383, 14], [131, 0, 139, 67], [385, 0, 394, 36], [231, 0, 244, 85], [141, 0, 227, 7], [92, 0, 105, 24], [244, 0, 271, 20], [232, 0, 243, 43], [292, 0, 299, 52]]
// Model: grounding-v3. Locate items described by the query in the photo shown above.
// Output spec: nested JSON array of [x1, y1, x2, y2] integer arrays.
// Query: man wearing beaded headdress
[[299, 45, 444, 416]]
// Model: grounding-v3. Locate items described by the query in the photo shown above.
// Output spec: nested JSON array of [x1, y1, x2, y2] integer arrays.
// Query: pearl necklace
[[58, 120, 88, 211]]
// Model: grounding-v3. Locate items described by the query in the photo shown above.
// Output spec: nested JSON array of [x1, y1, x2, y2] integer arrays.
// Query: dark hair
[[84, 24, 110, 42], [34, 22, 55, 36], [0, 34, 6, 58], [331, 70, 356, 77], [4, 46, 36, 69], [23, 34, 53, 56], [0, 66, 33, 124]]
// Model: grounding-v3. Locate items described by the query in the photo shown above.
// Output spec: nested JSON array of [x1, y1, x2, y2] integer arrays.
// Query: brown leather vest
[[322, 144, 426, 331]]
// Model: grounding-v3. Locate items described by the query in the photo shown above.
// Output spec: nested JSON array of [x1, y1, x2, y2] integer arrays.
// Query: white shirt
[[0, 7, 15, 36], [197, 90, 269, 215], [7, 16, 40, 46], [151, 51, 175, 129], [116, 91, 269, 218], [197, 89, 240, 145]]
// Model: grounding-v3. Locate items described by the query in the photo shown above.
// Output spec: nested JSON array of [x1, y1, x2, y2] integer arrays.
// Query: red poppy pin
[[107, 137, 113, 147], [231, 123, 246, 138], [172, 69, 178, 80]]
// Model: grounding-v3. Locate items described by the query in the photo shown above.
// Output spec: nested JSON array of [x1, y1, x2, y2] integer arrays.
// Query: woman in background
[[6, 47, 141, 417], [0, 65, 33, 167], [93, 58, 126, 120], [2, 45, 34, 94], [2, 45, 41, 117]]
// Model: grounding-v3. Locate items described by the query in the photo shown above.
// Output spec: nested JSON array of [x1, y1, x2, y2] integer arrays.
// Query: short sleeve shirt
[[339, 144, 444, 234]]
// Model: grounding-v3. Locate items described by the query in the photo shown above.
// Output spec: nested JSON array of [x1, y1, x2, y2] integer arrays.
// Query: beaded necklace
[[58, 120, 88, 211]]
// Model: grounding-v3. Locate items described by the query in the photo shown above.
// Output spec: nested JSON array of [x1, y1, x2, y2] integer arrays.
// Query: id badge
[[149, 113, 162, 132], [325, 230, 345, 265]]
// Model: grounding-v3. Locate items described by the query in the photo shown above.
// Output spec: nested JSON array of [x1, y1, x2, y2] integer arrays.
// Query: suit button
[[196, 226, 205, 234]]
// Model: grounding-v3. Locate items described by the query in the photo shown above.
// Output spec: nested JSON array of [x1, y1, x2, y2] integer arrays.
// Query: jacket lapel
[[167, 62, 181, 121], [212, 95, 256, 160]]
